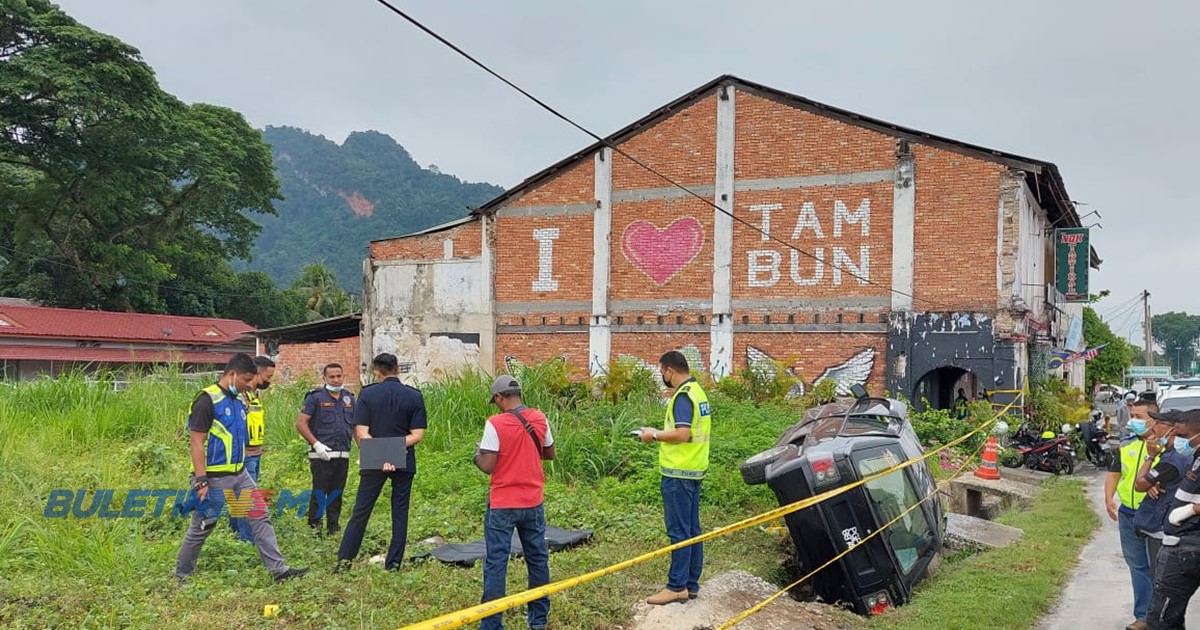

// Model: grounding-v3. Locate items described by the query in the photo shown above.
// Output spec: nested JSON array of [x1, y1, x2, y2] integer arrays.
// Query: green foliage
[[0, 0, 306, 327], [1082, 306, 1136, 387], [248, 127, 505, 288], [713, 359, 803, 405], [291, 261, 353, 321], [1152, 311, 1200, 375], [593, 357, 659, 405]]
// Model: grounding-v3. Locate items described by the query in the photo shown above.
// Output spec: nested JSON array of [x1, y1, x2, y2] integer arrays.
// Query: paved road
[[1039, 466, 1200, 629]]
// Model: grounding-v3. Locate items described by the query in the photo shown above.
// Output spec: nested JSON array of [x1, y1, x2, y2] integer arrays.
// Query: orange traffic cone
[[974, 436, 1002, 480]]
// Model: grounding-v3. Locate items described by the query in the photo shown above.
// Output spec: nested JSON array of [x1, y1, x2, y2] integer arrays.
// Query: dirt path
[[1038, 466, 1200, 629]]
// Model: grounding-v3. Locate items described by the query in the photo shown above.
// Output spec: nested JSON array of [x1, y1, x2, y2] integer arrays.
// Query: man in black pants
[[336, 353, 427, 571], [1148, 409, 1200, 630], [295, 363, 356, 535]]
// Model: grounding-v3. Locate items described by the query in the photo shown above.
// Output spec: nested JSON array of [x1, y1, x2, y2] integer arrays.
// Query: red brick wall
[[734, 333, 888, 394], [611, 197, 713, 303], [494, 333, 589, 373], [275, 336, 361, 388], [912, 146, 1004, 309], [369, 219, 482, 261], [612, 95, 717, 190], [493, 214, 594, 304], [734, 91, 894, 179], [611, 333, 710, 370]]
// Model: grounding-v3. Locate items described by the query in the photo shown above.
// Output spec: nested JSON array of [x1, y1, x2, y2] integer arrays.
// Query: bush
[[593, 357, 660, 404]]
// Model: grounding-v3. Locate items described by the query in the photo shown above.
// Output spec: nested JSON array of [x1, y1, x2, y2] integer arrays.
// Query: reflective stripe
[[191, 384, 246, 474], [245, 391, 265, 447], [309, 451, 352, 459], [1175, 489, 1200, 504], [1118, 440, 1154, 510], [660, 467, 706, 480]]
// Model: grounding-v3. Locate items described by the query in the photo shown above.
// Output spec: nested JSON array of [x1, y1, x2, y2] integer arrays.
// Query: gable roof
[[0, 304, 253, 345], [467, 74, 1099, 266]]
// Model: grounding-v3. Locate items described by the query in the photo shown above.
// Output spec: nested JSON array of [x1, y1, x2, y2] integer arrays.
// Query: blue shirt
[[1135, 449, 1192, 535], [671, 378, 697, 428]]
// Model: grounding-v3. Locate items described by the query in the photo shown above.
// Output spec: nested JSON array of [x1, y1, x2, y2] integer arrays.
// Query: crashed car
[[740, 388, 944, 615]]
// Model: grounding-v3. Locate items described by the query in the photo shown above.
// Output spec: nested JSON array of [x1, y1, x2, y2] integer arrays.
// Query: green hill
[[247, 127, 503, 291]]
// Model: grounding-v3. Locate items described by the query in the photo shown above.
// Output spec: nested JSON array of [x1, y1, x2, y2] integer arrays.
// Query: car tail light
[[809, 454, 841, 487], [865, 589, 891, 615]]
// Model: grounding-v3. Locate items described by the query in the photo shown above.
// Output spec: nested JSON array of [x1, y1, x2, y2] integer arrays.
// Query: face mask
[[227, 383, 238, 395], [325, 384, 343, 393], [1129, 419, 1148, 436], [1160, 436, 1170, 447], [1175, 436, 1196, 458], [662, 373, 671, 388], [258, 381, 271, 391]]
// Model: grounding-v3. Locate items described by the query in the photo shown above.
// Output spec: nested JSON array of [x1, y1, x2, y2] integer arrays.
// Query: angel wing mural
[[745, 346, 876, 398]]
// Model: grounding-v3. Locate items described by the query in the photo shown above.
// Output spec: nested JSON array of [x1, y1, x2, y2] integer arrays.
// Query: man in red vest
[[473, 375, 556, 630]]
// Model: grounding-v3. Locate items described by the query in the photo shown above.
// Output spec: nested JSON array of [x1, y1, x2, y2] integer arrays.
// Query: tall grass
[[0, 365, 806, 628]]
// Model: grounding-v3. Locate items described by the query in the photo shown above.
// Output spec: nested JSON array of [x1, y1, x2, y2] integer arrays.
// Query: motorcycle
[[1003, 424, 1076, 475], [1080, 410, 1114, 469]]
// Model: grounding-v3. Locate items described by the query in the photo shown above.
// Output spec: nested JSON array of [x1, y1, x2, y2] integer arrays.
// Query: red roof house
[[0, 300, 254, 380]]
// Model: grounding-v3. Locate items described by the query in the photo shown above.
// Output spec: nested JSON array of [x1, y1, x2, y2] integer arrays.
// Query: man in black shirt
[[336, 353, 427, 571], [1147, 409, 1200, 629]]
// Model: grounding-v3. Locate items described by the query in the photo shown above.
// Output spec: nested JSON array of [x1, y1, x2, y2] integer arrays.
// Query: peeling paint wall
[[367, 258, 491, 384], [887, 311, 1021, 401]]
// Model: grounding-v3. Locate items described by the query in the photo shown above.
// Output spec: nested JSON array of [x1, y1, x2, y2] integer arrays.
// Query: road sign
[[1128, 365, 1172, 379]]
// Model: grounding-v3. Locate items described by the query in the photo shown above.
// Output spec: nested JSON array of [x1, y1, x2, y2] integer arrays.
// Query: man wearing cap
[[1147, 409, 1200, 630], [1106, 398, 1162, 630], [336, 353, 426, 571], [1134, 406, 1190, 588], [474, 375, 555, 630], [638, 350, 712, 606]]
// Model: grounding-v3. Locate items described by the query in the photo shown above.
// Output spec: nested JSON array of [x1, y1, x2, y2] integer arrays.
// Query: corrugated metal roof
[[0, 304, 253, 344]]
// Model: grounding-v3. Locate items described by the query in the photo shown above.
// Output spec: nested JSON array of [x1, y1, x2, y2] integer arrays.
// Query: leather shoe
[[646, 588, 689, 605], [1126, 621, 1148, 630]]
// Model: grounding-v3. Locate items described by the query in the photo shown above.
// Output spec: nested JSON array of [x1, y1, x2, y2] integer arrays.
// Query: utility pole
[[1143, 290, 1153, 367]]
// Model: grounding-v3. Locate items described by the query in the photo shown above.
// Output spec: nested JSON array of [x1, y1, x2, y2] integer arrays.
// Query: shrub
[[592, 357, 659, 404]]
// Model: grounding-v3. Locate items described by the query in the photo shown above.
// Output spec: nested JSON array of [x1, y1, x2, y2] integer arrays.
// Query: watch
[[652, 430, 659, 441]]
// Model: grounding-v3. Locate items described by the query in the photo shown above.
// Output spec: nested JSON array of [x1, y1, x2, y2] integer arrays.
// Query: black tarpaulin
[[412, 526, 593, 567]]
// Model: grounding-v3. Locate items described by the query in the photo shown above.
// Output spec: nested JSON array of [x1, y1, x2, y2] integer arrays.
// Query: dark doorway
[[913, 367, 979, 412]]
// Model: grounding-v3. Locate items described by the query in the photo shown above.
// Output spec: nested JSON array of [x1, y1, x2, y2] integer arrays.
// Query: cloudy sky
[[55, 0, 1199, 332]]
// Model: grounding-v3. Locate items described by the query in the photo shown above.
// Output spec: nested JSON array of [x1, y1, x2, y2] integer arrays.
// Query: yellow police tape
[[717, 405, 1005, 628], [399, 397, 1021, 630]]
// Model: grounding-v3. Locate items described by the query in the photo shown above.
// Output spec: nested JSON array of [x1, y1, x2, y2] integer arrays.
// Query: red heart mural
[[621, 217, 705, 285]]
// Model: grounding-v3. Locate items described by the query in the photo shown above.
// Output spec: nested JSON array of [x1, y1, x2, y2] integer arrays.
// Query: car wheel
[[740, 445, 791, 485]]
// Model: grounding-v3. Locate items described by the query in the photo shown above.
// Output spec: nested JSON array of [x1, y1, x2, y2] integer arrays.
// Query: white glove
[[312, 441, 332, 461], [1169, 505, 1197, 526]]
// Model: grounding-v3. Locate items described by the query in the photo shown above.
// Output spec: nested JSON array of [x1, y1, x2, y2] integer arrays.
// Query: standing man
[[1117, 392, 1135, 436], [474, 375, 555, 630], [174, 353, 307, 583], [337, 353, 426, 571], [1147, 409, 1200, 630], [638, 350, 712, 605], [1134, 405, 1189, 584], [229, 355, 275, 543], [1106, 398, 1161, 630], [295, 363, 355, 536], [953, 388, 970, 421]]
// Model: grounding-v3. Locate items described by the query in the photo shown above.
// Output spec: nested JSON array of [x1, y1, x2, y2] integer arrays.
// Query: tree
[[1152, 312, 1200, 375], [1083, 306, 1135, 388], [0, 0, 280, 313], [292, 261, 351, 321]]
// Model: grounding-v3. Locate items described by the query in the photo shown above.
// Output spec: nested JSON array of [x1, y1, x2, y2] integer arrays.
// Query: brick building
[[363, 76, 1098, 406], [254, 313, 363, 387]]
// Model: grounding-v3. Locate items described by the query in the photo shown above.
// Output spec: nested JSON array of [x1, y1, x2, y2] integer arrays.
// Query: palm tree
[[293, 261, 347, 321]]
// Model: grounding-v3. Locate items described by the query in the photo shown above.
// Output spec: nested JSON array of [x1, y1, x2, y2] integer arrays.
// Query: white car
[[1159, 382, 1200, 412]]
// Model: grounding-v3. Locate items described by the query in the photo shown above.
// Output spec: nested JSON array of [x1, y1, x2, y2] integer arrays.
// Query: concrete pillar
[[360, 257, 374, 383], [891, 141, 915, 311], [711, 84, 735, 378], [480, 214, 496, 373], [589, 148, 613, 376]]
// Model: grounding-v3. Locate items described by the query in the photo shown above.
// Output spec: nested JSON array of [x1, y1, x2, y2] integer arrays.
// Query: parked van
[[740, 389, 944, 615]]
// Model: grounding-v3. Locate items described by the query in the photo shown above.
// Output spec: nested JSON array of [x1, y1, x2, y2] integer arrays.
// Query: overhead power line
[[368, 0, 953, 310]]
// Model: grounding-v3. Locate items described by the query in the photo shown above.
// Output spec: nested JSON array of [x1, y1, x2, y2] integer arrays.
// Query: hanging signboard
[[1055, 228, 1090, 302]]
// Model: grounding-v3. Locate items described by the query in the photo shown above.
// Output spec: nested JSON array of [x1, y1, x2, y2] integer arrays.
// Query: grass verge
[[862, 477, 1097, 630]]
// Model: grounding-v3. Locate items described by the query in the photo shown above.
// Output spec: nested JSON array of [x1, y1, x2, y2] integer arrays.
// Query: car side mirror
[[850, 383, 868, 400]]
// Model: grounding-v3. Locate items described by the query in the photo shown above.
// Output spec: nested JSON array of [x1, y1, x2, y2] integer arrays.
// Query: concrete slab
[[944, 513, 1024, 552], [997, 467, 1055, 487], [628, 571, 849, 630], [947, 472, 1045, 517]]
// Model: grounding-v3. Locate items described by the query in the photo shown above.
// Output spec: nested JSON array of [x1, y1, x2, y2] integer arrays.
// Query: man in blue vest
[[638, 350, 712, 605], [174, 353, 307, 583], [1147, 409, 1200, 629]]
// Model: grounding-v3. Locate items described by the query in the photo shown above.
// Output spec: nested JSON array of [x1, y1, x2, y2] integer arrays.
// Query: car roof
[[792, 397, 910, 446], [1161, 394, 1200, 412]]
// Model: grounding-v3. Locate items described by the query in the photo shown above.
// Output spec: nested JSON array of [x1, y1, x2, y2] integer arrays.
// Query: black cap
[[1152, 409, 1200, 424]]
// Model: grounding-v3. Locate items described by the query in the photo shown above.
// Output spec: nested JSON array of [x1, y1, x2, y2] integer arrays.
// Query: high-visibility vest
[[660, 379, 712, 480], [189, 384, 248, 474], [1117, 438, 1156, 511], [244, 389, 265, 447]]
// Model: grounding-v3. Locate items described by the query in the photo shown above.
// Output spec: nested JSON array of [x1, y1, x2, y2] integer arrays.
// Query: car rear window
[[856, 446, 934, 574], [1162, 396, 1200, 412]]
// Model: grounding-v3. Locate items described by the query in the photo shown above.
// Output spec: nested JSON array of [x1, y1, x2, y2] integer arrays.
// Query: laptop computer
[[358, 437, 409, 470]]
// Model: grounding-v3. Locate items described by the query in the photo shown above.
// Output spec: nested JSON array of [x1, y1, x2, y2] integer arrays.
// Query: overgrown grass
[[0, 370, 802, 629], [861, 478, 1097, 630]]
